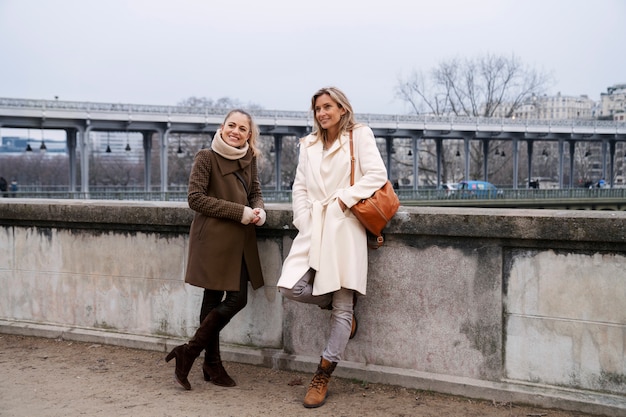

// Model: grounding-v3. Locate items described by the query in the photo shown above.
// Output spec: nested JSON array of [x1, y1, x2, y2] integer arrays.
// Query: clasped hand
[[241, 206, 266, 226]]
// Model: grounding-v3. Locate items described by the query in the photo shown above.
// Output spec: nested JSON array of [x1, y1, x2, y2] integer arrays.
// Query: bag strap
[[349, 129, 384, 249], [349, 130, 355, 186]]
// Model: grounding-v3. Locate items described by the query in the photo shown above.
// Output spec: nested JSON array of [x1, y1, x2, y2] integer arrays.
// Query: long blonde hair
[[310, 87, 358, 143], [223, 109, 260, 156]]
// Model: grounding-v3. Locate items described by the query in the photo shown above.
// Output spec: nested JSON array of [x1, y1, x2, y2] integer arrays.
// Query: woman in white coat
[[277, 87, 388, 408]]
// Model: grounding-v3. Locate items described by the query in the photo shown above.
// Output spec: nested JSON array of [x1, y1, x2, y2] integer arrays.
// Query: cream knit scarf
[[211, 129, 249, 160]]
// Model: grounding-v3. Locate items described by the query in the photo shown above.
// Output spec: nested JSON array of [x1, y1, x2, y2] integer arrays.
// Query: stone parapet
[[0, 199, 624, 416]]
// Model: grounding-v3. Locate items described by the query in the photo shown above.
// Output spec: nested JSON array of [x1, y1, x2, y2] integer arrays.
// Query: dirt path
[[0, 334, 595, 417]]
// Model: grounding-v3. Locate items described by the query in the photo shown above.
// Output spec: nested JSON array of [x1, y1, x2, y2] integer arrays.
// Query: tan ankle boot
[[350, 292, 358, 339], [349, 313, 358, 339], [303, 357, 337, 408]]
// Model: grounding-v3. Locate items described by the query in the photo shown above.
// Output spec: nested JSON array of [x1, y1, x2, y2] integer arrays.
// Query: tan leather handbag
[[348, 130, 400, 248]]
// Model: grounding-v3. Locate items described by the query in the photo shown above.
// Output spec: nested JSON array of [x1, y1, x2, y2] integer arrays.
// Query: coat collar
[[213, 148, 253, 176], [303, 131, 349, 196]]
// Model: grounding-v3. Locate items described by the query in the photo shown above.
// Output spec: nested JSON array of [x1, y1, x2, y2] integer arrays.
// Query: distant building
[[475, 85, 625, 187], [0, 135, 66, 154], [598, 83, 626, 121], [511, 93, 596, 120], [91, 131, 143, 162]]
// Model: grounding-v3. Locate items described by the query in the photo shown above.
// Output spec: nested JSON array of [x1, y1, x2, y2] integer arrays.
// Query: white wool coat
[[277, 125, 388, 296]]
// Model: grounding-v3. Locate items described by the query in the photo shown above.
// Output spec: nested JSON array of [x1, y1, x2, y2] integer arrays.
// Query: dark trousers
[[199, 260, 249, 325]]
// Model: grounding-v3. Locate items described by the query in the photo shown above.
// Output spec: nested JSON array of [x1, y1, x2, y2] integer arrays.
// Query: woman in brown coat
[[166, 109, 265, 390]]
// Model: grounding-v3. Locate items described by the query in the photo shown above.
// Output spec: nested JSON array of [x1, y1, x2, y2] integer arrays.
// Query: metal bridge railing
[[2, 97, 625, 130], [3, 188, 625, 205]]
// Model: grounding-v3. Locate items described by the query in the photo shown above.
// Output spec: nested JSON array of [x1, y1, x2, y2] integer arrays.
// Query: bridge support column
[[411, 136, 418, 190], [435, 138, 442, 188], [558, 139, 565, 189], [462, 135, 471, 181], [568, 141, 576, 188], [79, 125, 92, 196], [142, 131, 152, 192], [66, 128, 78, 193], [273, 134, 282, 191], [384, 137, 394, 183], [512, 137, 520, 189], [482, 139, 490, 182], [160, 127, 170, 193], [608, 139, 616, 187], [526, 139, 534, 188]]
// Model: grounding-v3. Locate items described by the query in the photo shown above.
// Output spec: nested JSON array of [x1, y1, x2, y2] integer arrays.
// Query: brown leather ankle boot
[[303, 357, 337, 408], [203, 361, 236, 387], [165, 309, 226, 390], [202, 334, 236, 387], [165, 344, 198, 390]]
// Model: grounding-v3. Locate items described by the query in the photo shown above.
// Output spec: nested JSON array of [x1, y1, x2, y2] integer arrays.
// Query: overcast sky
[[1, 0, 624, 116]]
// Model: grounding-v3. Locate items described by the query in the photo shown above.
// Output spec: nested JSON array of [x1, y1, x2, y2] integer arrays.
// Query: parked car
[[456, 180, 503, 199], [439, 182, 459, 198]]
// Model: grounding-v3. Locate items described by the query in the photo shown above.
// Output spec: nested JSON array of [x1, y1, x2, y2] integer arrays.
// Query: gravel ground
[[0, 334, 599, 417]]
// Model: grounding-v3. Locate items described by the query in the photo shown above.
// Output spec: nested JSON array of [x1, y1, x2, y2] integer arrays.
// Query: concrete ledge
[[2, 320, 623, 417], [1, 199, 626, 245]]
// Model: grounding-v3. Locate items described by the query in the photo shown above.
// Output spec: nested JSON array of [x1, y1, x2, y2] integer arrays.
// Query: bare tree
[[178, 96, 231, 108], [177, 96, 263, 111], [395, 53, 553, 186], [396, 53, 553, 117], [89, 155, 143, 187], [0, 154, 69, 189]]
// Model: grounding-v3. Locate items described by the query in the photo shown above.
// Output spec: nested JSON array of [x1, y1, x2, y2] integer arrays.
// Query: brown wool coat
[[184, 148, 265, 291]]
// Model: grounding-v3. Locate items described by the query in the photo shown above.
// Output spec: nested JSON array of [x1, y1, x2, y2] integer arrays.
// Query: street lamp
[[25, 128, 33, 152], [177, 134, 184, 158], [39, 128, 47, 153]]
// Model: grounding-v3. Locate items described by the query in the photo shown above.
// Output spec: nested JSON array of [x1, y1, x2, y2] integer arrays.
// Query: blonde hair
[[223, 109, 260, 156], [310, 87, 358, 143]]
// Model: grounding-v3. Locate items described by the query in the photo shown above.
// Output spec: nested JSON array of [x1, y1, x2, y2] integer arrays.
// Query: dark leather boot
[[202, 334, 236, 387], [165, 344, 197, 390], [303, 357, 337, 408], [164, 309, 225, 390]]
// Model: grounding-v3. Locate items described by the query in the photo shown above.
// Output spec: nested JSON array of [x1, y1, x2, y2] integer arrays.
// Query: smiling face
[[314, 93, 346, 136], [220, 112, 252, 148]]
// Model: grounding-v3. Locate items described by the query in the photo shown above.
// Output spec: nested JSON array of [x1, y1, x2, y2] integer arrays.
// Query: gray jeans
[[279, 268, 355, 363]]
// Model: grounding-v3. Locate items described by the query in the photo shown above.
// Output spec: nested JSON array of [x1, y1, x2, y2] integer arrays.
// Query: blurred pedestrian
[[0, 177, 8, 197], [9, 179, 18, 197]]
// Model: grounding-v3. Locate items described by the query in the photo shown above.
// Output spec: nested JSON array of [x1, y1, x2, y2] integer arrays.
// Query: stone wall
[[0, 199, 624, 415]]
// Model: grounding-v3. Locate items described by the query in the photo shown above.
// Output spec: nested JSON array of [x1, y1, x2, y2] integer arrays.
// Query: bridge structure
[[1, 97, 626, 194]]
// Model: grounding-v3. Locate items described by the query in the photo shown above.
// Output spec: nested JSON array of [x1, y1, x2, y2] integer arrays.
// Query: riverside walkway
[[0, 333, 606, 417]]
